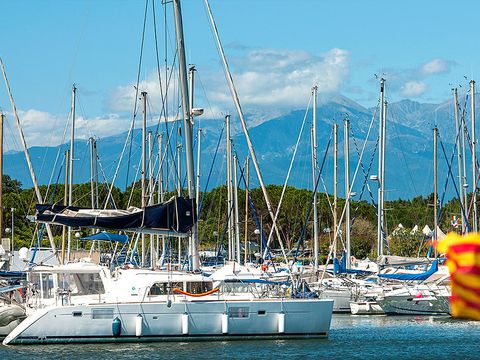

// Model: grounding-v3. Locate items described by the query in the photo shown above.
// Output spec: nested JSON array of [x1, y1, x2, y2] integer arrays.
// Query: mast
[[204, 0, 286, 259], [233, 154, 241, 263], [158, 133, 165, 261], [333, 123, 338, 257], [0, 113, 3, 242], [149, 131, 154, 204], [196, 128, 202, 212], [0, 59, 57, 254], [244, 156, 249, 264], [61, 150, 69, 264], [141, 91, 147, 267], [226, 115, 233, 260], [461, 91, 469, 230], [377, 78, 386, 257], [89, 137, 95, 208], [94, 140, 99, 208], [177, 144, 182, 196], [311, 86, 319, 269], [67, 84, 76, 263], [172, 0, 199, 271], [433, 127, 438, 257], [454, 88, 466, 234], [471, 80, 478, 232], [344, 117, 351, 269], [148, 130, 155, 268], [189, 65, 197, 269]]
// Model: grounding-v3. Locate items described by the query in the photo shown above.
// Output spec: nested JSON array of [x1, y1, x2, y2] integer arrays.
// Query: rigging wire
[[125, 0, 150, 190]]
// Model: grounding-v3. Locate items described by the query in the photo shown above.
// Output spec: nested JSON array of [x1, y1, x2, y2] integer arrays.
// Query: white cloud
[[400, 81, 427, 98], [3, 109, 133, 151], [108, 48, 350, 115], [420, 58, 451, 75], [208, 48, 350, 109]]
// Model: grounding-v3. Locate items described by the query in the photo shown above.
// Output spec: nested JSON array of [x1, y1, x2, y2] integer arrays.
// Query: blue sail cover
[[35, 196, 196, 233], [377, 260, 439, 281], [80, 232, 129, 244], [333, 254, 374, 275]]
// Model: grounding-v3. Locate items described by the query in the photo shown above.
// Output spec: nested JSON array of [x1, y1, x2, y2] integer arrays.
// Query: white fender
[[135, 314, 143, 337], [221, 313, 228, 334]]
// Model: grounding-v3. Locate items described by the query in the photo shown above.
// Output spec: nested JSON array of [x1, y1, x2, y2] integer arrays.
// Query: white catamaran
[[3, 262, 333, 344]]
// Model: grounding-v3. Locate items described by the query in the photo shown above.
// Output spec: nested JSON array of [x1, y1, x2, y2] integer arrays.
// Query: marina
[[1, 0, 480, 357]]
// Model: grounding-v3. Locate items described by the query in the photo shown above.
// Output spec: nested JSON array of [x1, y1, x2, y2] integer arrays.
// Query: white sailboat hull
[[319, 289, 352, 313], [377, 295, 450, 315], [3, 299, 333, 344], [350, 301, 384, 315]]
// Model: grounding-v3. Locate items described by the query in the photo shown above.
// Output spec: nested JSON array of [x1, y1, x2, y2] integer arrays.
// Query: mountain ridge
[[4, 95, 470, 201]]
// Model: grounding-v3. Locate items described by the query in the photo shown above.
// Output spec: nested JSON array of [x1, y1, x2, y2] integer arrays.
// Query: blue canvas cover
[[80, 232, 129, 244], [377, 260, 439, 281]]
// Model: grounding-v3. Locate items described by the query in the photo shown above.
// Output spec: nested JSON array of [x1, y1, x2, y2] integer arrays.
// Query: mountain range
[[4, 94, 472, 201]]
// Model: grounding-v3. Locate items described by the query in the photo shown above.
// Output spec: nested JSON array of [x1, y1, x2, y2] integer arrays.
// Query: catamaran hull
[[3, 299, 333, 344]]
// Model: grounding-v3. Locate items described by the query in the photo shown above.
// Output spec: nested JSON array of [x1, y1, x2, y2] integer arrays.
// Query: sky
[[0, 0, 479, 151]]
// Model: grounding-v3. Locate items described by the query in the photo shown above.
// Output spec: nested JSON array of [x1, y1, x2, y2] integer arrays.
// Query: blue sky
[[0, 0, 478, 150]]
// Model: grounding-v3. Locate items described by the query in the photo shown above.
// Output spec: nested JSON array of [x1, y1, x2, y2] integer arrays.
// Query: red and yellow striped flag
[[437, 232, 480, 320]]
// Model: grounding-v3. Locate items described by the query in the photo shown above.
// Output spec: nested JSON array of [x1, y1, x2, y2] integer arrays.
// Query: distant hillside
[[5, 95, 474, 201]]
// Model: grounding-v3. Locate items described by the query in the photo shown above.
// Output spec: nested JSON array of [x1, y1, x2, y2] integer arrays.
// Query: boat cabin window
[[228, 307, 250, 318], [220, 281, 252, 293], [148, 282, 182, 296], [30, 273, 55, 299], [186, 281, 212, 294], [58, 272, 105, 295]]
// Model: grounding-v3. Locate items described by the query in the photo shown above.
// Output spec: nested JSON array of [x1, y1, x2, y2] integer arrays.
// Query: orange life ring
[[172, 287, 220, 297], [261, 264, 268, 272]]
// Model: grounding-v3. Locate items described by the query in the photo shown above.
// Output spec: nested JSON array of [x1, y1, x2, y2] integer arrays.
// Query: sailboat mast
[[0, 113, 3, 242], [94, 140, 99, 208], [67, 84, 76, 262], [453, 88, 466, 234], [233, 154, 241, 263], [149, 130, 155, 268], [470, 80, 478, 232], [311, 86, 319, 269], [158, 133, 165, 263], [196, 128, 201, 212], [377, 78, 386, 257], [433, 127, 438, 257], [173, 0, 199, 271], [244, 155, 249, 264], [89, 137, 95, 208], [333, 123, 338, 258], [61, 150, 69, 264], [141, 91, 147, 267], [203, 0, 286, 259], [344, 117, 351, 269], [0, 59, 57, 255], [226, 115, 233, 260]]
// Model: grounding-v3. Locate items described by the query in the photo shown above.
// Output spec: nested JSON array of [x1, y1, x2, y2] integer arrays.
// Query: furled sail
[[35, 196, 196, 234]]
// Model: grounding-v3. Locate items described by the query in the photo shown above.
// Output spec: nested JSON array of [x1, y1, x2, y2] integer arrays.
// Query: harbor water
[[1, 314, 478, 359]]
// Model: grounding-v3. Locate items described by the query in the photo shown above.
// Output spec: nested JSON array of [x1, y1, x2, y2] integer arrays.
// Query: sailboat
[[3, 0, 334, 345]]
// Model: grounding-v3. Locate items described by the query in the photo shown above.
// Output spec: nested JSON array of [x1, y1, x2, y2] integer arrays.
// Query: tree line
[[1, 174, 465, 261]]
